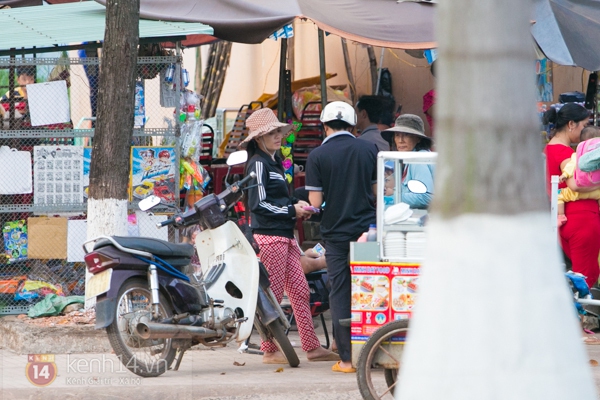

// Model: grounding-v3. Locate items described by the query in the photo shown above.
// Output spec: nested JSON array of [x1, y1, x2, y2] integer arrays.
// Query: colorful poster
[[536, 58, 553, 102], [2, 220, 27, 263], [350, 262, 419, 343], [130, 147, 176, 205], [134, 80, 146, 127], [83, 147, 91, 202], [33, 146, 84, 205]]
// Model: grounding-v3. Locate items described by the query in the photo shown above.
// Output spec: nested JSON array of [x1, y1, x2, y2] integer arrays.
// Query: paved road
[[3, 322, 600, 400], [0, 323, 364, 400]]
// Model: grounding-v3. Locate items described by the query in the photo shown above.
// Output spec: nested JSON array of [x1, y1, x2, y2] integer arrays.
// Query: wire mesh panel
[[0, 56, 184, 315]]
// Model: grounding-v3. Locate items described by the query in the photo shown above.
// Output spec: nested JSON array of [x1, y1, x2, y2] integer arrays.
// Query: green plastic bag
[[27, 294, 85, 318]]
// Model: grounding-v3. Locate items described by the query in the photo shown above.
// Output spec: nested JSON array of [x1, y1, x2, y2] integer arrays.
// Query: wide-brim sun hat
[[381, 114, 432, 145], [240, 108, 294, 146]]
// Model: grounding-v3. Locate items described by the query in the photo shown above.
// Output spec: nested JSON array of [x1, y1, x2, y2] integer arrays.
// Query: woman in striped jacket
[[242, 108, 339, 365]]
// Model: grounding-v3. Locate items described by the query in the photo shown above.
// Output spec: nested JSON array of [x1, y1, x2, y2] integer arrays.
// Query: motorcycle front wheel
[[106, 278, 177, 377], [265, 318, 300, 368]]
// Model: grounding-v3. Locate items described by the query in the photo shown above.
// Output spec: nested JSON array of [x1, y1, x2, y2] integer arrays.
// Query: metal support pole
[[318, 29, 327, 110], [175, 42, 182, 130], [595, 71, 599, 126], [277, 38, 288, 122], [174, 42, 182, 244], [8, 54, 15, 130]]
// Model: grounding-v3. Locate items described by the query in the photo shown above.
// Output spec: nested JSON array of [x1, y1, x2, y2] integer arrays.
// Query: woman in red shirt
[[422, 60, 436, 134], [544, 103, 600, 287]]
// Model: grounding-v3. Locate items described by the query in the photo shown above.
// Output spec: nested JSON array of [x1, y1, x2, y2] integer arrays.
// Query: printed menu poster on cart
[[130, 147, 176, 205], [33, 146, 84, 205], [350, 262, 419, 343]]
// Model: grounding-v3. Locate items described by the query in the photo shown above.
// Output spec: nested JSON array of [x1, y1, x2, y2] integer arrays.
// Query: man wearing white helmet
[[305, 101, 378, 373]]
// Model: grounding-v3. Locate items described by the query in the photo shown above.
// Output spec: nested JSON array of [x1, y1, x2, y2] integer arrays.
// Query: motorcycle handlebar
[[237, 171, 256, 187], [156, 217, 176, 228], [156, 172, 256, 229], [156, 207, 198, 228]]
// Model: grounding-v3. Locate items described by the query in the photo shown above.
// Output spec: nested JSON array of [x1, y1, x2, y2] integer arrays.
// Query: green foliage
[[0, 69, 14, 93]]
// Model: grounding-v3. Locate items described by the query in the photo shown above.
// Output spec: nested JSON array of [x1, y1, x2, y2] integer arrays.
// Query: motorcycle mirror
[[227, 150, 248, 166], [407, 180, 427, 194], [139, 195, 161, 211]]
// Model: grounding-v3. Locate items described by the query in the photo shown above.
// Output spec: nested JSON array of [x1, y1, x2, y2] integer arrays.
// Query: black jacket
[[246, 148, 297, 238]]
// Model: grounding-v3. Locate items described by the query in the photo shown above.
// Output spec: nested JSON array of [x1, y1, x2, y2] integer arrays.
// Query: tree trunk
[[396, 0, 596, 398], [366, 45, 377, 95], [86, 0, 140, 305]]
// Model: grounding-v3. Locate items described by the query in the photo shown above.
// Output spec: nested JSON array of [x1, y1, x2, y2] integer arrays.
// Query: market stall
[[0, 1, 214, 315], [350, 151, 436, 400]]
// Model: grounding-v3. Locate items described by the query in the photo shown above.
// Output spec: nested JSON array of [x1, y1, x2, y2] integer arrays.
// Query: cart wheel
[[356, 319, 409, 400]]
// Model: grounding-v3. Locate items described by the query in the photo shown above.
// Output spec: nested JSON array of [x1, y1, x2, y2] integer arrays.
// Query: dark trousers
[[324, 238, 357, 362]]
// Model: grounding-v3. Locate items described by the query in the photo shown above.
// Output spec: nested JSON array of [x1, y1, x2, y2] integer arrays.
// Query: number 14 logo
[[26, 354, 57, 387]]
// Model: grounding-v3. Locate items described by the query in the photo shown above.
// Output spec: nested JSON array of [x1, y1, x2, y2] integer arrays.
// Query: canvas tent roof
[[0, 1, 214, 52], [95, 0, 436, 50], [532, 0, 600, 71]]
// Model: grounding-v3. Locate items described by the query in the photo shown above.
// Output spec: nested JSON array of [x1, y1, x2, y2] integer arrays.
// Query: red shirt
[[544, 143, 598, 213]]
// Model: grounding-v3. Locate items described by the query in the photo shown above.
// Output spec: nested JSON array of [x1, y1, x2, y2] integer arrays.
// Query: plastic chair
[[200, 123, 215, 167]]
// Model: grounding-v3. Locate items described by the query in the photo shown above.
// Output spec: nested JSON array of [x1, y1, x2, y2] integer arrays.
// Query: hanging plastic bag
[[181, 120, 203, 162], [0, 146, 32, 194]]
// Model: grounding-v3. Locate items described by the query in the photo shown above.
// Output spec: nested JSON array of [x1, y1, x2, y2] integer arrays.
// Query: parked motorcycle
[[83, 151, 299, 377]]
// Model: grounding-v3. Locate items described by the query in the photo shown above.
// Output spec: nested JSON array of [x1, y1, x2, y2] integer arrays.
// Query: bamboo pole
[[366, 45, 377, 95], [318, 29, 327, 110], [278, 39, 288, 121], [341, 38, 356, 104]]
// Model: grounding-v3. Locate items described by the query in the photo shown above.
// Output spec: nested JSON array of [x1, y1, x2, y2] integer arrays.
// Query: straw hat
[[381, 114, 432, 145], [241, 108, 294, 146]]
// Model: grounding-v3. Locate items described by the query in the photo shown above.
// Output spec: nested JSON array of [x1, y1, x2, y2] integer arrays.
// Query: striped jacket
[[246, 149, 297, 239]]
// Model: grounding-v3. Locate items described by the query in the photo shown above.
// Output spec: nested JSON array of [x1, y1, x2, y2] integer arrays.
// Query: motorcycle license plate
[[85, 269, 113, 300]]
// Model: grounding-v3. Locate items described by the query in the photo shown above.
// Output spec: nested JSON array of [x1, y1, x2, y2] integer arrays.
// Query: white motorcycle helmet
[[320, 101, 357, 126]]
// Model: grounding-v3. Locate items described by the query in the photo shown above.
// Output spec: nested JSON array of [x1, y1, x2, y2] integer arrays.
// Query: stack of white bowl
[[384, 231, 406, 258], [406, 232, 427, 259]]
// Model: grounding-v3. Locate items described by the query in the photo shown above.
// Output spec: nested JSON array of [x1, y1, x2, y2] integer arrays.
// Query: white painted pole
[[550, 175, 559, 237]]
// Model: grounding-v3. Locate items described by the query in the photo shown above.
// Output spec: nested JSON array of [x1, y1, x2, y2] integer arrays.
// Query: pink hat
[[241, 108, 293, 146]]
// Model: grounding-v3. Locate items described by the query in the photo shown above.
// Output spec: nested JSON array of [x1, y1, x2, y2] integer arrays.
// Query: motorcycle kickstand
[[238, 326, 263, 355], [172, 346, 189, 371]]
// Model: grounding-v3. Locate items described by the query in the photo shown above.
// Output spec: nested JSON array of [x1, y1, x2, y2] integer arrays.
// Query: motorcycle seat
[[94, 236, 195, 259]]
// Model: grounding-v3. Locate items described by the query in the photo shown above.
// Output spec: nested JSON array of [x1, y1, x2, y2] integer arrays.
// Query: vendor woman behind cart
[[382, 114, 435, 209]]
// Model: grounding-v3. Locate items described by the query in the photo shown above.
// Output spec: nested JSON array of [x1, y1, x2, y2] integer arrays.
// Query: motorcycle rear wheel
[[266, 319, 300, 367], [106, 278, 177, 377]]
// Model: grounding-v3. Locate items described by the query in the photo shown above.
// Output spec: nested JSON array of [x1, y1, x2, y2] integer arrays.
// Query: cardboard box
[[27, 217, 67, 259], [350, 262, 420, 344]]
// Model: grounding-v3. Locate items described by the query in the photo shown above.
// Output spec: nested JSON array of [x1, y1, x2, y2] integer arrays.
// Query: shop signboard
[[350, 261, 420, 344]]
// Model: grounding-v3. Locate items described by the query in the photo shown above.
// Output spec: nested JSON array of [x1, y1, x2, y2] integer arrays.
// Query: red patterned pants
[[254, 234, 321, 353]]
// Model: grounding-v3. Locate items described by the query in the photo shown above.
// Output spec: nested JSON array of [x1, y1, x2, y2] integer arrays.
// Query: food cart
[[351, 151, 436, 400]]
